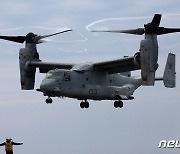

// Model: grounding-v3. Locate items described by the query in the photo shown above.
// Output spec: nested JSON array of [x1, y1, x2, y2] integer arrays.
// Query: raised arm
[[12, 142, 23, 145], [0, 142, 5, 146]]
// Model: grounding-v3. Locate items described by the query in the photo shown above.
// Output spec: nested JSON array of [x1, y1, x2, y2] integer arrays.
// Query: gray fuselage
[[40, 69, 142, 101]]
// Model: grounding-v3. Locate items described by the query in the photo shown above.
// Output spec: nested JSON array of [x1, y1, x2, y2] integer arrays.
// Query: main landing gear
[[46, 97, 53, 104], [80, 100, 89, 109], [114, 100, 123, 108]]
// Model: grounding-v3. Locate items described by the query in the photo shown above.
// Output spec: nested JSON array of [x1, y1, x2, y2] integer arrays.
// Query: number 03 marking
[[89, 89, 97, 95]]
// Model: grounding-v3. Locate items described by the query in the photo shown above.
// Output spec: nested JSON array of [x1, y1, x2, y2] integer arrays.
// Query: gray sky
[[0, 0, 180, 154]]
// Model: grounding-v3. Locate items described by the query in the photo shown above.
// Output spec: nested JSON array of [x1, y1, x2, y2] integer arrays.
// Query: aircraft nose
[[40, 79, 59, 92]]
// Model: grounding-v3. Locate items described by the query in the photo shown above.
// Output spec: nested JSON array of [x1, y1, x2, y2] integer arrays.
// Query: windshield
[[46, 71, 53, 78], [46, 70, 63, 79]]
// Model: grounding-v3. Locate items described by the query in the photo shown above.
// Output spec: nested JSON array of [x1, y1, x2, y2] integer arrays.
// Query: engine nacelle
[[140, 38, 158, 85], [19, 45, 39, 90]]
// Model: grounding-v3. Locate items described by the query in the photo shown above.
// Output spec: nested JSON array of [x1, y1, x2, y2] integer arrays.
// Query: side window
[[64, 73, 71, 81]]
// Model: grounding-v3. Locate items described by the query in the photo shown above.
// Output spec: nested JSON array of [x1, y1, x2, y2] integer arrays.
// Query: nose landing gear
[[46, 97, 53, 104], [114, 100, 123, 108]]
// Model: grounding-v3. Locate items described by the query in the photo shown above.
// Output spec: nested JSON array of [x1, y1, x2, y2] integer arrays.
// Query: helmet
[[6, 137, 12, 141]]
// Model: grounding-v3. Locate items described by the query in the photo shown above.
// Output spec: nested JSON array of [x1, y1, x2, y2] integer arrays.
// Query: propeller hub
[[26, 32, 37, 43]]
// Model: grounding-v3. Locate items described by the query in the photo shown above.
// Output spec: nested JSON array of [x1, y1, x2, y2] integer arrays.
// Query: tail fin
[[163, 53, 176, 88]]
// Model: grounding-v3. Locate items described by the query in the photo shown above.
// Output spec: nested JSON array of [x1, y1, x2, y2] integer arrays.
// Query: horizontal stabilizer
[[163, 53, 176, 88]]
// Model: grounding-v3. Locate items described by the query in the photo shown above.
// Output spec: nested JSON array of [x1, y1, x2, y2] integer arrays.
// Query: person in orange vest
[[0, 138, 23, 154]]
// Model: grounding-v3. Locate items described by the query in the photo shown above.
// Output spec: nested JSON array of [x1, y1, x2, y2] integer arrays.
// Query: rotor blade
[[38, 29, 73, 40], [157, 27, 180, 35], [91, 28, 144, 35], [37, 39, 47, 44], [150, 14, 162, 28], [0, 35, 26, 43]]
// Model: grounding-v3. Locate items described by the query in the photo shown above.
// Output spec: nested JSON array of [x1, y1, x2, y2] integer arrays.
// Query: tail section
[[163, 53, 176, 88]]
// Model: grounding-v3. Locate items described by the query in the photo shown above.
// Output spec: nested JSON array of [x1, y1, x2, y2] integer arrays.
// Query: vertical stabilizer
[[163, 53, 176, 88]]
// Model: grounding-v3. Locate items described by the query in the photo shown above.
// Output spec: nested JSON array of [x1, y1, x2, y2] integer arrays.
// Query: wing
[[28, 61, 74, 73], [93, 56, 140, 74], [28, 56, 140, 74]]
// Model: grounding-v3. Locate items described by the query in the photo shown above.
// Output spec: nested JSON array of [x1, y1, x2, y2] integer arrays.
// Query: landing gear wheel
[[80, 101, 85, 108], [84, 101, 89, 108], [119, 101, 123, 108], [114, 101, 123, 108], [46, 97, 53, 104], [114, 101, 119, 108], [80, 101, 89, 109]]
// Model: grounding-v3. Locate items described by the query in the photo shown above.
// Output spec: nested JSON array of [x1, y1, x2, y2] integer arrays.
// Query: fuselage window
[[64, 74, 71, 81]]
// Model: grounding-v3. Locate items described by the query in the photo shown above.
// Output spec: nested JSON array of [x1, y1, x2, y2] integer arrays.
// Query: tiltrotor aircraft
[[0, 14, 178, 108]]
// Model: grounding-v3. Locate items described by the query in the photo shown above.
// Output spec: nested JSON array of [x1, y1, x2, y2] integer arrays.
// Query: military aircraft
[[0, 14, 178, 108]]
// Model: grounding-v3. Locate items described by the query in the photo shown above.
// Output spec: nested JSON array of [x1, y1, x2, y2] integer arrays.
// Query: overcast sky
[[0, 0, 180, 154]]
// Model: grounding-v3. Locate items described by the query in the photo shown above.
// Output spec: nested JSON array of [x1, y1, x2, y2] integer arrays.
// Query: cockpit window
[[53, 71, 63, 77], [46, 70, 63, 79], [46, 71, 53, 78], [63, 71, 71, 81], [64, 74, 71, 81]]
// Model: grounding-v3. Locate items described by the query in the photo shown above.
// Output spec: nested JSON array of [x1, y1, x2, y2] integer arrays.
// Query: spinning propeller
[[0, 29, 72, 44], [91, 14, 180, 35]]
